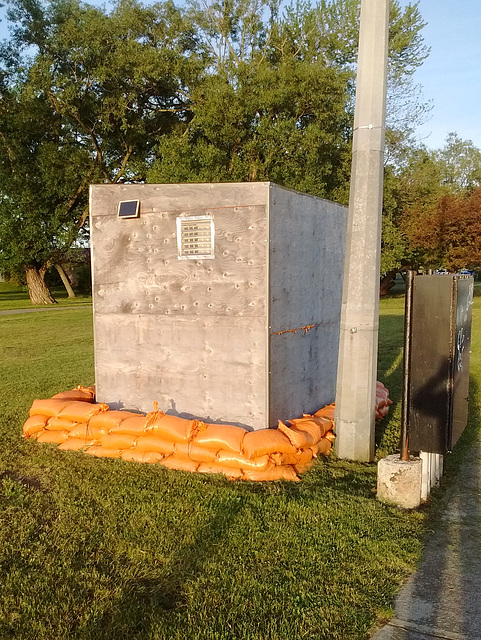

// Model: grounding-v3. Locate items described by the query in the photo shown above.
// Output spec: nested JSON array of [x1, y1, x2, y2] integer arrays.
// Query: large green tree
[[148, 0, 430, 203], [0, 0, 200, 302], [0, 85, 94, 302]]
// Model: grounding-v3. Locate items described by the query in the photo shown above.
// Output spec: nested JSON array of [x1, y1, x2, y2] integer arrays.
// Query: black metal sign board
[[408, 275, 474, 454]]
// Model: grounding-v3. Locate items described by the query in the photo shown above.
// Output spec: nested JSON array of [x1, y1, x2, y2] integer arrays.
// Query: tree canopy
[[0, 0, 201, 302], [380, 133, 481, 279], [0, 0, 455, 302], [149, 0, 430, 203], [404, 188, 481, 271]]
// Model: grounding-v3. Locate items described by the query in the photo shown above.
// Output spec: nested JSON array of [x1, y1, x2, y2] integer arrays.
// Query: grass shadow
[[79, 493, 245, 640]]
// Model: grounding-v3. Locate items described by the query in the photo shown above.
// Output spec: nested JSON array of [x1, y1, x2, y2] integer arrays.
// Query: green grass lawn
[[0, 288, 479, 640], [0, 282, 92, 310]]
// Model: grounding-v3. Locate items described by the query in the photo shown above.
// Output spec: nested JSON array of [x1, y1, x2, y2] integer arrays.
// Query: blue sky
[[0, 0, 479, 151], [398, 0, 481, 150]]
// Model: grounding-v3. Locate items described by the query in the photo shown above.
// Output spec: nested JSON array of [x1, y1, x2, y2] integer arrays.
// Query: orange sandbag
[[51, 387, 95, 402], [100, 433, 138, 450], [197, 462, 243, 479], [242, 429, 297, 459], [272, 448, 313, 466], [36, 429, 69, 444], [58, 401, 109, 423], [159, 455, 199, 472], [87, 410, 139, 439], [295, 459, 317, 475], [68, 423, 94, 439], [29, 399, 72, 418], [193, 423, 247, 453], [84, 446, 122, 458], [277, 420, 317, 449], [45, 417, 78, 431], [217, 450, 272, 471], [311, 437, 333, 456], [242, 465, 300, 482], [23, 415, 48, 438], [148, 414, 198, 443], [120, 450, 164, 463], [289, 416, 332, 441], [58, 438, 94, 451], [134, 434, 175, 455], [175, 441, 219, 463], [141, 451, 166, 464], [108, 415, 148, 436], [314, 403, 335, 422]]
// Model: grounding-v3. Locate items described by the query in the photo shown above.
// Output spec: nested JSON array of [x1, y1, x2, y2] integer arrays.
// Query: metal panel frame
[[408, 274, 474, 453]]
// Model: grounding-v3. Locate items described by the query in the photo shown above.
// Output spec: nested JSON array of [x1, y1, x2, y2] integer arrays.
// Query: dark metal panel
[[408, 276, 455, 454]]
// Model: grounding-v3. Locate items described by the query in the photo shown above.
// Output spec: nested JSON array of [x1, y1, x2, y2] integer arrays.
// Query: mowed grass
[[0, 282, 91, 310], [0, 289, 479, 640]]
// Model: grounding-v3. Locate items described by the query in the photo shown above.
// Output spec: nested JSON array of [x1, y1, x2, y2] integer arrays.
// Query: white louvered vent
[[177, 215, 215, 259]]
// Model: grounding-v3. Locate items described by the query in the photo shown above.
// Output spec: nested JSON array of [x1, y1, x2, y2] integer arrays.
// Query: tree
[[384, 134, 481, 276], [0, 0, 431, 301], [148, 0, 352, 199], [433, 132, 481, 193], [0, 86, 93, 303], [148, 0, 430, 203], [404, 188, 481, 271], [0, 0, 200, 302]]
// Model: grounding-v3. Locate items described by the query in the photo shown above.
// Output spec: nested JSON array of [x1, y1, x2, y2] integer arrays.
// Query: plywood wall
[[90, 182, 346, 429], [268, 184, 347, 421]]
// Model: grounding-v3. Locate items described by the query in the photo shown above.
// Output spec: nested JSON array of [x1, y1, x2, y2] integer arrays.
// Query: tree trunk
[[380, 270, 397, 297], [55, 263, 76, 298], [25, 266, 57, 304]]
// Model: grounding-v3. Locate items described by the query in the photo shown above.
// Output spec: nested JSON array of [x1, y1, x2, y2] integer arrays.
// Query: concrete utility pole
[[334, 0, 389, 462]]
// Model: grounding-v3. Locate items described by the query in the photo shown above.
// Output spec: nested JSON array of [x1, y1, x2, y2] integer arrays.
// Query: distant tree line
[[0, 0, 479, 303]]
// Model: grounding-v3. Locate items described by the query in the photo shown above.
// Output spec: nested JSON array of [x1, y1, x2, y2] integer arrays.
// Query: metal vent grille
[[177, 215, 215, 259]]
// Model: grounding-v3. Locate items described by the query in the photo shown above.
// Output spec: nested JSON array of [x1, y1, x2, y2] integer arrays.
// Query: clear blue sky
[[398, 0, 481, 150], [0, 0, 479, 151]]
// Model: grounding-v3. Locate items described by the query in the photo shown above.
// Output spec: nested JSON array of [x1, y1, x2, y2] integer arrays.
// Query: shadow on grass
[[81, 493, 245, 640]]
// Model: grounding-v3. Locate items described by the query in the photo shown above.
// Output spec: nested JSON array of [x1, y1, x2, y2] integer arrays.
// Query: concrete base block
[[377, 455, 422, 509]]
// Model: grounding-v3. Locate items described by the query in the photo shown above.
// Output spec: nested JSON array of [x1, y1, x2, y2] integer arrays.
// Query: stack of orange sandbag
[[375, 381, 393, 421], [22, 386, 106, 445], [23, 389, 336, 482]]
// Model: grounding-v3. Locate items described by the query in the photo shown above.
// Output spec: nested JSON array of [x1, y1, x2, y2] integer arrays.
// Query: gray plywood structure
[[90, 182, 346, 429]]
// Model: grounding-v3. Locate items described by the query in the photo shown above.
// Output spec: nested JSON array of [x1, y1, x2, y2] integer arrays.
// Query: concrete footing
[[377, 455, 422, 509]]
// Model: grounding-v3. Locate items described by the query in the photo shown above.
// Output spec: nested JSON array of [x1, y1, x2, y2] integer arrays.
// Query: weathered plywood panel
[[90, 182, 269, 217], [94, 314, 267, 427], [91, 183, 269, 428], [91, 204, 267, 317], [268, 184, 347, 422]]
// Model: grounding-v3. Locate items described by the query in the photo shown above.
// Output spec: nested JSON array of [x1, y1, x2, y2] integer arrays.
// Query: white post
[[420, 451, 430, 502], [334, 0, 390, 461]]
